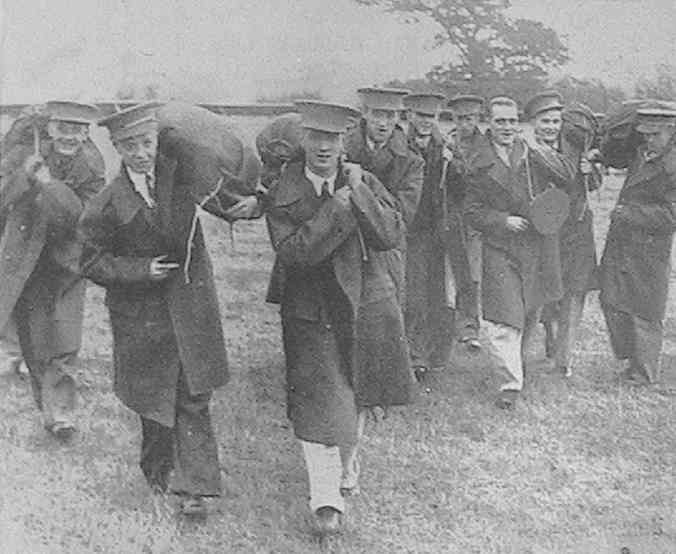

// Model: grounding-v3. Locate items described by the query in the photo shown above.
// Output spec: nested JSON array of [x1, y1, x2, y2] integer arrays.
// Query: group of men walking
[[0, 87, 674, 535]]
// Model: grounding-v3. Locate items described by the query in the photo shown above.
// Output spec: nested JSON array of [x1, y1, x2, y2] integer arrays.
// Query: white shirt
[[305, 166, 337, 197], [126, 166, 156, 208]]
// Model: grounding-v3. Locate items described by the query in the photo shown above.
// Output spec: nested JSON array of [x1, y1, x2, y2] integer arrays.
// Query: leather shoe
[[179, 495, 207, 518], [314, 506, 342, 535], [495, 389, 519, 409]]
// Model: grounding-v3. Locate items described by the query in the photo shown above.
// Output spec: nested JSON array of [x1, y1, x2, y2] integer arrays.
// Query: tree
[[354, 0, 569, 103], [552, 75, 626, 114], [634, 64, 676, 101]]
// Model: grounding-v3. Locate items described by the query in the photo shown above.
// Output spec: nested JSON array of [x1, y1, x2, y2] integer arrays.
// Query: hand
[[23, 154, 51, 185], [505, 216, 529, 232], [223, 195, 259, 220], [333, 186, 352, 208], [149, 255, 180, 281], [342, 162, 363, 188], [579, 157, 593, 175]]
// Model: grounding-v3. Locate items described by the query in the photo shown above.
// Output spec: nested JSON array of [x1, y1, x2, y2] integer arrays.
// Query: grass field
[[0, 120, 675, 553]]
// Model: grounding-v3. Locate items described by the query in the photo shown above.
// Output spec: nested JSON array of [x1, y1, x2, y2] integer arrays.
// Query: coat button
[[20, 225, 26, 231]]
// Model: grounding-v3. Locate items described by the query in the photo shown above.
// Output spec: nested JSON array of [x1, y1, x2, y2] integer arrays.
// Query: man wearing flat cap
[[78, 102, 246, 518], [402, 92, 470, 380], [527, 92, 603, 376], [0, 101, 104, 439], [599, 102, 676, 385], [445, 94, 489, 349], [344, 87, 424, 301], [464, 96, 574, 408], [266, 100, 411, 535]]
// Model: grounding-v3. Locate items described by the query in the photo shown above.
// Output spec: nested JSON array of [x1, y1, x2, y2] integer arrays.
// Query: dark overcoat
[[464, 137, 574, 329], [79, 145, 232, 426], [344, 122, 424, 297], [0, 140, 104, 360], [555, 138, 602, 294], [266, 162, 411, 447], [599, 145, 676, 322]]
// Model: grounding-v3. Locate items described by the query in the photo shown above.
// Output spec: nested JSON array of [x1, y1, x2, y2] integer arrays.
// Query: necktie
[[320, 180, 331, 201], [146, 173, 156, 206]]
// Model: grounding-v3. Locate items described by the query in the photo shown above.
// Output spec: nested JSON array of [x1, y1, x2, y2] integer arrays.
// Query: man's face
[[364, 107, 398, 145], [489, 104, 519, 147], [410, 111, 437, 137], [302, 129, 342, 176], [640, 126, 675, 159], [114, 130, 159, 174], [453, 111, 480, 140], [47, 120, 89, 156], [533, 109, 563, 145]]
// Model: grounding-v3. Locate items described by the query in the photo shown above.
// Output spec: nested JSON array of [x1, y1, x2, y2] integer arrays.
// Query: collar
[[491, 141, 513, 167], [304, 165, 337, 197]]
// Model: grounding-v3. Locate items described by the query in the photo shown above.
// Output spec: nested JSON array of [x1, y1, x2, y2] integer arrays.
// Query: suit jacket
[[600, 144, 676, 321]]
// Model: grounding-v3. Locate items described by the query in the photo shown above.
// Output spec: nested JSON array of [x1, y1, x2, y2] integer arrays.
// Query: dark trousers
[[140, 372, 222, 497], [601, 302, 663, 383], [13, 284, 77, 426]]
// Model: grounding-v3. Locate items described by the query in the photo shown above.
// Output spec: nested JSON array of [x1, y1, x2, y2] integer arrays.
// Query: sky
[[1, 0, 674, 104]]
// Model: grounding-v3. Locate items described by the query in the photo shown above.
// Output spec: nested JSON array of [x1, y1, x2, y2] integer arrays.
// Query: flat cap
[[357, 87, 410, 111], [45, 101, 100, 124], [403, 93, 446, 115], [447, 94, 484, 113], [294, 100, 361, 134], [98, 102, 163, 139], [635, 101, 676, 132], [524, 90, 564, 119]]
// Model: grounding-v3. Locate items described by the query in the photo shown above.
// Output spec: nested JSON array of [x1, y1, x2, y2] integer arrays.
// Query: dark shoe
[[179, 495, 207, 518], [314, 506, 342, 536], [621, 367, 650, 386], [45, 420, 76, 441], [557, 364, 572, 378], [413, 365, 428, 383], [495, 389, 519, 410]]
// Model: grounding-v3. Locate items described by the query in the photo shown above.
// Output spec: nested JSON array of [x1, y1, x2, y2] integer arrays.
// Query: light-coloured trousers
[[300, 410, 366, 513], [483, 309, 541, 391]]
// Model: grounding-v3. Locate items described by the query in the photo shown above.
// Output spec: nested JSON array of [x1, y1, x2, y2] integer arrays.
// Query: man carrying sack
[[0, 101, 104, 439], [265, 100, 412, 535], [599, 102, 676, 385], [79, 102, 258, 518]]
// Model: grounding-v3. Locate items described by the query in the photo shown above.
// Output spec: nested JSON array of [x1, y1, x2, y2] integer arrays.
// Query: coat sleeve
[[528, 145, 577, 190], [37, 171, 104, 233], [463, 170, 510, 235], [396, 154, 424, 228], [349, 172, 405, 251], [266, 195, 358, 268], [78, 193, 154, 286]]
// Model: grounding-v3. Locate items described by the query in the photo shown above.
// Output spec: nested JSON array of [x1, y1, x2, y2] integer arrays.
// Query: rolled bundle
[[157, 101, 261, 208], [599, 99, 674, 169], [255, 113, 303, 167]]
